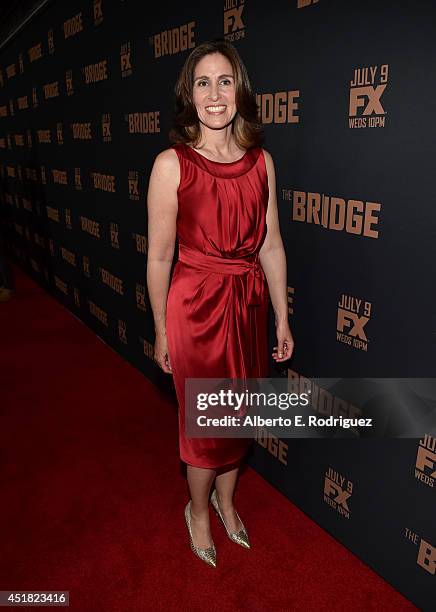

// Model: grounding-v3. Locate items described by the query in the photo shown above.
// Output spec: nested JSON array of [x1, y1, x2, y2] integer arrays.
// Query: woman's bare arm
[[259, 148, 289, 326], [146, 148, 180, 337], [259, 148, 294, 362]]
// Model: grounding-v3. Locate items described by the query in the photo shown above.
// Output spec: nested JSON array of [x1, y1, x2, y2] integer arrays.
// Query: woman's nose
[[209, 82, 220, 98]]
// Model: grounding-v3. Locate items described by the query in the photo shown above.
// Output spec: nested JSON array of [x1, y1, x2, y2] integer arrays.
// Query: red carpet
[[0, 264, 416, 611]]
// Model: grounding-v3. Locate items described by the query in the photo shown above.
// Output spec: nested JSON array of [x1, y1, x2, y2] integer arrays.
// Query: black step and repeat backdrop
[[0, 0, 435, 608]]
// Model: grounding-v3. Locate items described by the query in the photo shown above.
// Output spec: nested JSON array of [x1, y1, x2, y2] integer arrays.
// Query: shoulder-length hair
[[168, 38, 263, 150]]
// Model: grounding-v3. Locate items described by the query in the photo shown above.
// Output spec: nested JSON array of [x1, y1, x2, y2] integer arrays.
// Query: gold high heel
[[184, 500, 217, 567], [210, 489, 251, 549]]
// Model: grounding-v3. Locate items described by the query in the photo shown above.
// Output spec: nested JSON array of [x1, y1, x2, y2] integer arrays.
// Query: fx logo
[[48, 28, 55, 54], [75, 167, 82, 190], [337, 309, 368, 340], [349, 84, 386, 117], [118, 320, 127, 344], [324, 478, 351, 511], [416, 441, 436, 478], [65, 209, 72, 229], [57, 122, 63, 145], [128, 175, 139, 200], [65, 70, 74, 96], [93, 0, 103, 25], [102, 114, 111, 141], [73, 288, 80, 308], [121, 43, 132, 73], [110, 223, 119, 249], [224, 6, 244, 35], [83, 256, 90, 277], [136, 283, 146, 311]]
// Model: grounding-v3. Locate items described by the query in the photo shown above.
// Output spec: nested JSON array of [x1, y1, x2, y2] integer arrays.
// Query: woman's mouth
[[205, 105, 227, 115]]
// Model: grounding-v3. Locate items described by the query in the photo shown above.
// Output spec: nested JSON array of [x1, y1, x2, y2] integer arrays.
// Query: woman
[[147, 38, 294, 567]]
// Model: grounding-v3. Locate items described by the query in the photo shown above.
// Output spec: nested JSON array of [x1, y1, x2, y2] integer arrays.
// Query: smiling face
[[192, 52, 237, 131]]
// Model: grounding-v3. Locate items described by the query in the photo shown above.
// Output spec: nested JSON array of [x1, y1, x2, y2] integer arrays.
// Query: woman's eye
[[197, 79, 232, 87]]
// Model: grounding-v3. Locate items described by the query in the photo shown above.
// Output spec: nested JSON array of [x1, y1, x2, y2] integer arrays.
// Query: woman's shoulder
[[149, 147, 181, 190], [259, 147, 272, 162], [258, 148, 275, 183], [152, 146, 181, 172], [259, 147, 275, 168], [156, 145, 180, 160]]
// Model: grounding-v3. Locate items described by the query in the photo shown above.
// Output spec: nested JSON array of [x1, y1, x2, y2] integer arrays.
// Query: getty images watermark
[[184, 377, 436, 439]]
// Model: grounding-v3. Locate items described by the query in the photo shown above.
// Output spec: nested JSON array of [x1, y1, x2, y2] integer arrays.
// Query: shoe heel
[[210, 489, 251, 549], [184, 500, 217, 567]]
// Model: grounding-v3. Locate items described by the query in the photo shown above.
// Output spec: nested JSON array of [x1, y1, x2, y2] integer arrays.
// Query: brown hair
[[168, 38, 263, 150]]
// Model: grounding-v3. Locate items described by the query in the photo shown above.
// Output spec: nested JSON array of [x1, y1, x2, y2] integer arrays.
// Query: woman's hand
[[154, 331, 172, 374], [272, 321, 294, 363]]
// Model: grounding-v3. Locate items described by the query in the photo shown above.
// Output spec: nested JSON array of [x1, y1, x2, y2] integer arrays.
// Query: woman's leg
[[214, 463, 243, 532], [187, 465, 216, 548]]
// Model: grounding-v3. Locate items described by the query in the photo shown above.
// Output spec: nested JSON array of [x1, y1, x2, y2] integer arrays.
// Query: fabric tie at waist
[[178, 244, 265, 369]]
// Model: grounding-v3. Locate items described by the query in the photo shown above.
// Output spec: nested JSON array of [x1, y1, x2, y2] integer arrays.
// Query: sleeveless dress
[[166, 142, 270, 469]]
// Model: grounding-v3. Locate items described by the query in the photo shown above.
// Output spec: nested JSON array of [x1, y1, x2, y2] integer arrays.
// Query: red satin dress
[[166, 142, 270, 469]]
